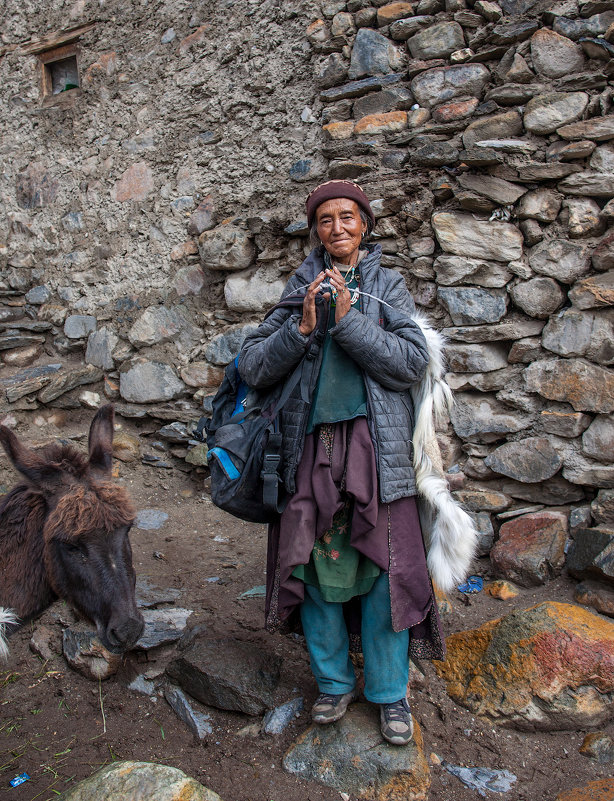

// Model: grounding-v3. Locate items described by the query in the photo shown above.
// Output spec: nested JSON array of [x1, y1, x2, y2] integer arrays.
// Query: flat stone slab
[[167, 636, 281, 715], [0, 363, 62, 403], [164, 684, 213, 739], [283, 704, 430, 800], [557, 116, 614, 141], [135, 608, 193, 650]]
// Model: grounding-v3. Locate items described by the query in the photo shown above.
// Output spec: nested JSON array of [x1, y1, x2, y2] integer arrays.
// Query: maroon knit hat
[[306, 180, 375, 228]]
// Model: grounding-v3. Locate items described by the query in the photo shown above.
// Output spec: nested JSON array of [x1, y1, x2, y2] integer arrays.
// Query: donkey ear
[[88, 404, 115, 474], [0, 425, 63, 489]]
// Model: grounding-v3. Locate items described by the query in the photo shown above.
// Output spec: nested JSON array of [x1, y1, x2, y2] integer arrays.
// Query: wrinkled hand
[[299, 271, 328, 336], [326, 266, 351, 324]]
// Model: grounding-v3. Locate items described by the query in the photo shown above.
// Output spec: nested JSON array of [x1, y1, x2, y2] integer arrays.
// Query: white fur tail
[[411, 312, 479, 594], [0, 608, 17, 660]]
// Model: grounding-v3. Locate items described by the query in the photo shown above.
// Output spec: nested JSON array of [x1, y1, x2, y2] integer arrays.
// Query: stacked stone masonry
[[1, 0, 614, 540]]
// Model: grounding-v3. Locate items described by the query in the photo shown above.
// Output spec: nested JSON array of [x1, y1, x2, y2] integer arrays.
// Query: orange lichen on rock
[[484, 580, 519, 600], [354, 111, 408, 135], [554, 778, 614, 801], [435, 602, 614, 729]]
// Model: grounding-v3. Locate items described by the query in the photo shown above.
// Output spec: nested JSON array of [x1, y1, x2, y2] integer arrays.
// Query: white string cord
[[286, 283, 396, 310]]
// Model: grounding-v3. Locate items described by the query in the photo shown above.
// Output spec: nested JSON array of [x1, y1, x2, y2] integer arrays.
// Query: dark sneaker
[[380, 698, 414, 745], [311, 690, 357, 724]]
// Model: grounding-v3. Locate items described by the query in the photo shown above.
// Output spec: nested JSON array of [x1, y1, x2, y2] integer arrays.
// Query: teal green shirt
[[306, 270, 367, 434]]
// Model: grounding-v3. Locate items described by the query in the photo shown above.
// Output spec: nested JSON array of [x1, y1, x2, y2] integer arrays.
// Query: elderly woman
[[238, 180, 476, 745]]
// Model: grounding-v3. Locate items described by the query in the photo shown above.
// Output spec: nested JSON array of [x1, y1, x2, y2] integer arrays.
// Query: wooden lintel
[[19, 22, 96, 55]]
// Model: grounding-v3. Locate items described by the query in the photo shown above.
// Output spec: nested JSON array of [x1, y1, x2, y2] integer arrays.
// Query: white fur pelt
[[0, 608, 17, 660], [410, 311, 478, 593]]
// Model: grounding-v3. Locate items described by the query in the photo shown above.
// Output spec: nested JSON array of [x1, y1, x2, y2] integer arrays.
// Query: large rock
[[485, 437, 563, 483], [37, 366, 103, 404], [567, 527, 614, 585], [348, 28, 407, 79], [528, 239, 590, 283], [64, 315, 96, 340], [564, 455, 614, 487], [524, 358, 614, 413], [434, 255, 512, 287], [516, 188, 562, 222], [557, 116, 614, 141], [283, 704, 430, 800], [443, 317, 545, 343], [490, 511, 567, 586], [554, 779, 614, 801], [462, 111, 523, 148], [111, 163, 154, 202], [224, 268, 285, 312], [407, 22, 465, 59], [453, 489, 511, 512], [539, 409, 591, 437], [437, 287, 508, 325], [583, 415, 614, 463], [593, 489, 614, 525], [411, 64, 489, 108], [541, 308, 594, 357], [565, 197, 604, 238], [570, 271, 614, 311], [438, 602, 614, 731], [119, 359, 186, 403], [500, 476, 586, 505], [128, 306, 199, 349], [204, 324, 258, 365], [450, 393, 532, 441], [510, 277, 565, 319], [530, 29, 585, 77], [432, 212, 523, 262], [558, 172, 614, 198], [166, 636, 282, 715], [575, 580, 614, 618], [198, 224, 255, 271], [592, 232, 614, 272], [445, 343, 509, 372], [63, 629, 122, 680], [590, 143, 614, 173], [60, 762, 221, 801], [86, 328, 119, 371], [524, 92, 589, 135], [456, 174, 527, 205]]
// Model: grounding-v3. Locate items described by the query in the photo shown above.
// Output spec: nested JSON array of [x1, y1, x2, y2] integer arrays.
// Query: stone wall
[[1, 0, 614, 534]]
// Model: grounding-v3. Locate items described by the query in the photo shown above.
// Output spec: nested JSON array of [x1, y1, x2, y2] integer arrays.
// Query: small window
[[39, 44, 81, 101], [21, 23, 95, 105]]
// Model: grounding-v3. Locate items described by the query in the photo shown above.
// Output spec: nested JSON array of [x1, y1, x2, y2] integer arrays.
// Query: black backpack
[[199, 293, 328, 524], [202, 356, 305, 523]]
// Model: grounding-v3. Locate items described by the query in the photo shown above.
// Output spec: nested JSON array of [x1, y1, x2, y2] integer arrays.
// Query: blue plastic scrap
[[457, 575, 483, 594], [10, 773, 31, 787], [442, 761, 516, 797]]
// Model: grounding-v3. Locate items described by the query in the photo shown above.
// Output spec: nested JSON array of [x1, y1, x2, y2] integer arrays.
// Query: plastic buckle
[[261, 453, 281, 475]]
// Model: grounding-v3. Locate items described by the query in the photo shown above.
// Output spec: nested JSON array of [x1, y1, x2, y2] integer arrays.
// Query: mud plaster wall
[[1, 0, 614, 535]]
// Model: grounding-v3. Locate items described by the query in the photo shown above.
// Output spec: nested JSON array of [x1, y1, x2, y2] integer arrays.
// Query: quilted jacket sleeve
[[329, 270, 429, 391], [237, 277, 310, 389]]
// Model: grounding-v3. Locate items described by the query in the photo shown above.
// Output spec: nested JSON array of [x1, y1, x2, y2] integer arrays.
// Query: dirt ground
[[0, 408, 612, 801]]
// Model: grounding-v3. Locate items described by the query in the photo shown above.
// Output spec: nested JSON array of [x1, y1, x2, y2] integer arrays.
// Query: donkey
[[0, 405, 144, 658]]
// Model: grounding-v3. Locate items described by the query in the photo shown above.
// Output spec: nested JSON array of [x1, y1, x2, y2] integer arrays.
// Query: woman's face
[[315, 198, 367, 264]]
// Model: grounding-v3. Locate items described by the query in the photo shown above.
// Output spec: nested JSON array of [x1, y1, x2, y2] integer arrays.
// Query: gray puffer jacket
[[238, 244, 429, 503]]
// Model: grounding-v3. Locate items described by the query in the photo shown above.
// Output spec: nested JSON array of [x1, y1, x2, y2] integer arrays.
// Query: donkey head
[[0, 406, 144, 652]]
